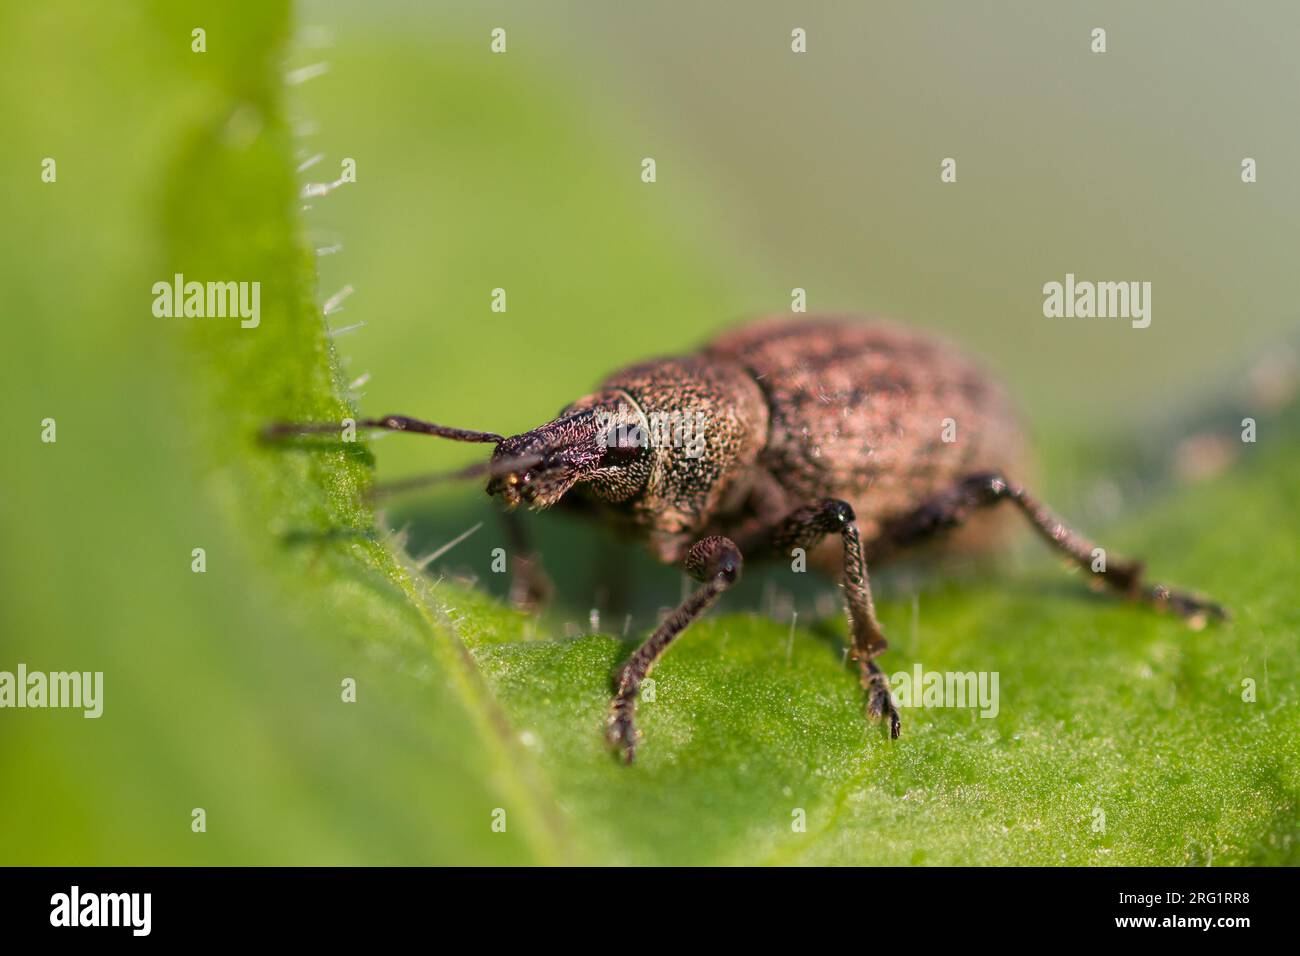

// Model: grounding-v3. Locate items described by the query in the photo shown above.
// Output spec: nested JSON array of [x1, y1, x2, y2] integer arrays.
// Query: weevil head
[[486, 393, 652, 510]]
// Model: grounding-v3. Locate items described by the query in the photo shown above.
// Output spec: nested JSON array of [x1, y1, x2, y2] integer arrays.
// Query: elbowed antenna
[[263, 412, 513, 502], [367, 460, 491, 500], [262, 414, 503, 444], [366, 451, 551, 502]]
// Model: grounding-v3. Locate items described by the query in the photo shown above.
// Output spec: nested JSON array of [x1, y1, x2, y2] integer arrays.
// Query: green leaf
[[1, 0, 562, 865]]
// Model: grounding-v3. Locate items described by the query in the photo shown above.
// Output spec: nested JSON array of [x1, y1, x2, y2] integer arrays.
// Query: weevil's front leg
[[606, 536, 742, 764], [883, 472, 1228, 627], [770, 499, 901, 738], [500, 507, 553, 612]]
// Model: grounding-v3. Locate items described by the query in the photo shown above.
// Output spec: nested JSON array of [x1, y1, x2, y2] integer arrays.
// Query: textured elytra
[[705, 316, 1027, 564]]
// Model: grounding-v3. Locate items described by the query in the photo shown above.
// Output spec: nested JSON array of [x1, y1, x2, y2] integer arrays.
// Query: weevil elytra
[[268, 315, 1227, 763]]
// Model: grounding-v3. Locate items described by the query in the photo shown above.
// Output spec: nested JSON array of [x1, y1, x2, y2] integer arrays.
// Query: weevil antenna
[[262, 414, 503, 444], [367, 461, 493, 501]]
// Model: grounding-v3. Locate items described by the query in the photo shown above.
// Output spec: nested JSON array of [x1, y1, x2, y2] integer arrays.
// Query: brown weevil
[[268, 315, 1227, 763]]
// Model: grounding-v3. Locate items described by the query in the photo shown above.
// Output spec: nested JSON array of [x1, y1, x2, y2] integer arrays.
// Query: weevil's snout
[[484, 467, 527, 509], [484, 442, 538, 509], [486, 413, 604, 510]]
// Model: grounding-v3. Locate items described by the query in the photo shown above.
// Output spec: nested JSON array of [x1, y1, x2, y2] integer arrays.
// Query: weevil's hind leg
[[606, 536, 742, 764], [263, 414, 502, 444], [769, 499, 901, 738], [500, 507, 553, 612], [882, 472, 1228, 627]]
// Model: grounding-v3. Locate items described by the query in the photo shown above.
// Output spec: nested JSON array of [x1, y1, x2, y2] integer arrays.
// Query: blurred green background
[[1, 0, 1296, 865]]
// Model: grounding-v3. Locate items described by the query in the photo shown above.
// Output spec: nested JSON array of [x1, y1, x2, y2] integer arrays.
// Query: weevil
[[268, 315, 1226, 763]]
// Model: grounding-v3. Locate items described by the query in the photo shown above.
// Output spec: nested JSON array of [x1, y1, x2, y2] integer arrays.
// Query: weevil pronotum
[[268, 315, 1227, 763]]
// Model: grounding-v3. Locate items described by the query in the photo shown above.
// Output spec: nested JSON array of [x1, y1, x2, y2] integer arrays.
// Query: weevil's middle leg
[[882, 472, 1228, 626], [769, 499, 901, 738], [606, 536, 742, 764]]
